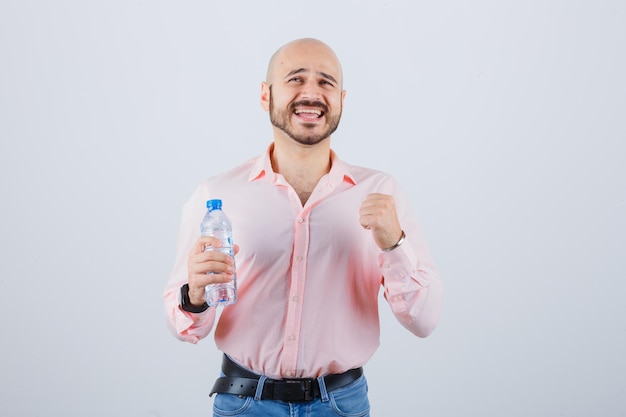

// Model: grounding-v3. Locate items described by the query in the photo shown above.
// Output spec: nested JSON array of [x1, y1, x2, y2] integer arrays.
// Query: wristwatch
[[180, 283, 210, 313]]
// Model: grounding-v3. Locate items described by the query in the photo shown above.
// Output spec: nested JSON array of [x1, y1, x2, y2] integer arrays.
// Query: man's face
[[263, 42, 345, 146]]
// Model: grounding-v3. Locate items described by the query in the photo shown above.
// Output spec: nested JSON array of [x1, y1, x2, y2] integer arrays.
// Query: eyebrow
[[285, 68, 338, 85]]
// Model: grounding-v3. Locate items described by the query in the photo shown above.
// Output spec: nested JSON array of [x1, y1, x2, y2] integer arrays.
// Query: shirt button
[[296, 255, 303, 261], [288, 334, 296, 341], [285, 370, 294, 377], [297, 217, 304, 223], [292, 296, 299, 302], [382, 262, 391, 269]]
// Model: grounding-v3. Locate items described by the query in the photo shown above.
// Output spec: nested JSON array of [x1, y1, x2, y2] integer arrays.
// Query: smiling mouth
[[294, 108, 324, 119]]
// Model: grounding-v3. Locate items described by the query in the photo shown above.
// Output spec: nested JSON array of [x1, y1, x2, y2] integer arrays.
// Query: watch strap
[[180, 283, 210, 313]]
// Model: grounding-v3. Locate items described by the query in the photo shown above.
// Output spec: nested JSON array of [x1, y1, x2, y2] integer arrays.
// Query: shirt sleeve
[[163, 183, 217, 343], [378, 185, 444, 337], [379, 238, 443, 337]]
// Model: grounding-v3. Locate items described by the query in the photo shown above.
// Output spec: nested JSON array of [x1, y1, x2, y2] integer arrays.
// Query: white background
[[1, 1, 625, 416]]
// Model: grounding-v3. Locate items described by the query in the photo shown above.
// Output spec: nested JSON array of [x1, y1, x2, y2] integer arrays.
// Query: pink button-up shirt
[[163, 146, 443, 379]]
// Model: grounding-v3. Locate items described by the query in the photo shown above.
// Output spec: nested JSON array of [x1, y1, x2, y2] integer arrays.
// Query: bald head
[[260, 37, 346, 147], [265, 38, 343, 87]]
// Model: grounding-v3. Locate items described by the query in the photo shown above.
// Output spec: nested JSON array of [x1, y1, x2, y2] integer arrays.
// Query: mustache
[[290, 100, 328, 114]]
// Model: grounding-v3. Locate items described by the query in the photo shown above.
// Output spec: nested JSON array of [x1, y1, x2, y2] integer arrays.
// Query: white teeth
[[295, 109, 322, 116]]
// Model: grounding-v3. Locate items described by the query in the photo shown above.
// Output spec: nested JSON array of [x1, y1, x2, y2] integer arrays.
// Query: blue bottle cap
[[206, 199, 222, 210]]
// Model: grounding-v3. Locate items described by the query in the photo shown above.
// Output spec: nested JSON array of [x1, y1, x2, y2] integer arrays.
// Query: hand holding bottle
[[187, 236, 239, 306]]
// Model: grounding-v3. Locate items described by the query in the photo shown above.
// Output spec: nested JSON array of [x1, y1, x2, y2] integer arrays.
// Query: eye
[[320, 79, 335, 87], [288, 76, 303, 83]]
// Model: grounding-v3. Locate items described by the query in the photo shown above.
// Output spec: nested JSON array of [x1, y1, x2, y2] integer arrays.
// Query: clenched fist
[[359, 193, 404, 251]]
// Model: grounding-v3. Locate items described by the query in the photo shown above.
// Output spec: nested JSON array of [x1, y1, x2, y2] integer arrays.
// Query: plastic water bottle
[[201, 199, 237, 306]]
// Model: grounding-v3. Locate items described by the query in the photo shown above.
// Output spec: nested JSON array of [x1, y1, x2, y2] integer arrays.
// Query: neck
[[270, 137, 332, 205]]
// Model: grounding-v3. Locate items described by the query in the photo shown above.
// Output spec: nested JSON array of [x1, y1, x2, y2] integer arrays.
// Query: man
[[164, 38, 443, 416]]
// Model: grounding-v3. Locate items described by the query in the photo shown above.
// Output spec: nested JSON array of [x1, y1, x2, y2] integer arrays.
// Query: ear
[[260, 81, 270, 111], [341, 89, 346, 106]]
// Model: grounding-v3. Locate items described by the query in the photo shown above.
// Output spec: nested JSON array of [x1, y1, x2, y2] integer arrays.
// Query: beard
[[269, 86, 342, 146]]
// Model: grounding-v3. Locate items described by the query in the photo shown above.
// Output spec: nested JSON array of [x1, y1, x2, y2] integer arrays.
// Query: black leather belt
[[209, 354, 363, 402]]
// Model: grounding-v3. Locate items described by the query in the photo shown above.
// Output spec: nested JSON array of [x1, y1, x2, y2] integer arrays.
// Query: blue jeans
[[212, 374, 370, 417]]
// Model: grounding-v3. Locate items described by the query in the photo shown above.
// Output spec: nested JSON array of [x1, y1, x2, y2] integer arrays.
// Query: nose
[[299, 79, 323, 101]]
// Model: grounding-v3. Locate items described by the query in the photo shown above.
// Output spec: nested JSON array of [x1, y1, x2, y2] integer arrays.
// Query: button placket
[[281, 209, 310, 376]]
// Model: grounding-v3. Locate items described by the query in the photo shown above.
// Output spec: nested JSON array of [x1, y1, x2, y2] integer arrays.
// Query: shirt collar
[[328, 149, 357, 186], [248, 143, 357, 186], [248, 145, 272, 182]]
